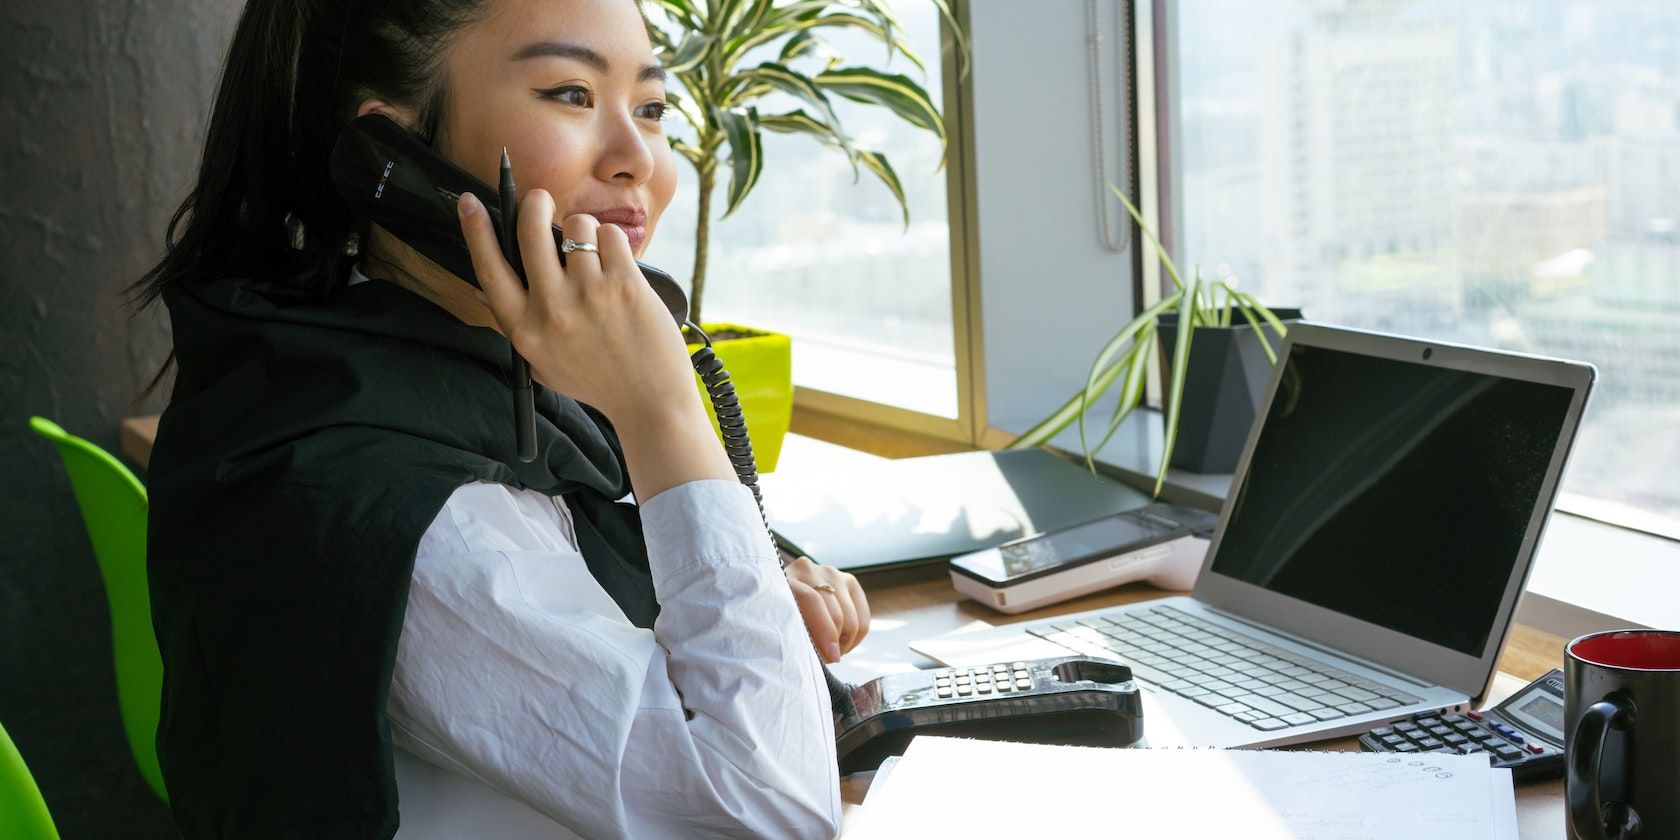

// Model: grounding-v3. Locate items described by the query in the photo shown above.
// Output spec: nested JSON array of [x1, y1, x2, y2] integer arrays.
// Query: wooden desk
[[835, 564, 1568, 838], [122, 416, 1567, 837]]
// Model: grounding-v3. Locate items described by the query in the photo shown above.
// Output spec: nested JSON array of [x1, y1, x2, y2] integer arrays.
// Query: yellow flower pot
[[690, 322, 793, 474]]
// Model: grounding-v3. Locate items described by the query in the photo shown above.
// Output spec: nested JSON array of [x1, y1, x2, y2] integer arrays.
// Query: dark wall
[[2, 1, 239, 836]]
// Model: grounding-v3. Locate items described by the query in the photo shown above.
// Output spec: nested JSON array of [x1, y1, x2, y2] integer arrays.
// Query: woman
[[127, 0, 865, 836]]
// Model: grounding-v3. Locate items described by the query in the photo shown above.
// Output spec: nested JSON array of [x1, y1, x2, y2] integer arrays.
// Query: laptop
[[911, 323, 1595, 748]]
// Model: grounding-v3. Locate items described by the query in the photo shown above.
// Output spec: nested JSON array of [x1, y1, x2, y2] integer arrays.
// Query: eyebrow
[[510, 41, 667, 83]]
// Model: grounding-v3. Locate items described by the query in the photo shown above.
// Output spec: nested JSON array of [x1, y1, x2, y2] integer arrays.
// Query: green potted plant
[[1009, 186, 1298, 493], [643, 0, 965, 471]]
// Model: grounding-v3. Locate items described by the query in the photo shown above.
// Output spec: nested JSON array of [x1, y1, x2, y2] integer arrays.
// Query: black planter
[[1156, 308, 1303, 474]]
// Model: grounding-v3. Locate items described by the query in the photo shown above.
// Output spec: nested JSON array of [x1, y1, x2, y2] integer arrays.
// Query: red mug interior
[[1569, 630, 1680, 671]]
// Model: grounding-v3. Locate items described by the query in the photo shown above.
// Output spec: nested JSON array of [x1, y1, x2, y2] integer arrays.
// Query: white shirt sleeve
[[387, 479, 841, 840]]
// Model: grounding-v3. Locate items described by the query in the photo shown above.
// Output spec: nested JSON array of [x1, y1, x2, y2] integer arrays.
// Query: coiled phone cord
[[684, 322, 770, 542], [684, 321, 856, 719]]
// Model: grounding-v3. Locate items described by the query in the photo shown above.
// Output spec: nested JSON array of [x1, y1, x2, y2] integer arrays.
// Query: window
[[1170, 0, 1680, 534], [641, 4, 958, 418]]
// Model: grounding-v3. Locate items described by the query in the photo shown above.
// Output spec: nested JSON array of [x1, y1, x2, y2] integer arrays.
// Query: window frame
[[785, 0, 981, 449]]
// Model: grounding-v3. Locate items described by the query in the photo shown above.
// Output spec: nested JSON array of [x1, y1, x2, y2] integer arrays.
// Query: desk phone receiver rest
[[835, 656, 1144, 773], [330, 113, 855, 714]]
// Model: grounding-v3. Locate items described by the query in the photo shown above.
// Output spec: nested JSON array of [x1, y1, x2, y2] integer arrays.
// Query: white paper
[[1491, 768, 1517, 839], [848, 737, 1494, 840]]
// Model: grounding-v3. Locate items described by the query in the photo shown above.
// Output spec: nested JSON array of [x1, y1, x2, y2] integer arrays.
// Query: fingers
[[790, 580, 842, 664], [825, 581, 860, 653], [843, 575, 872, 652], [559, 213, 603, 282], [785, 558, 870, 661], [456, 193, 525, 327], [516, 189, 562, 304], [595, 222, 636, 284]]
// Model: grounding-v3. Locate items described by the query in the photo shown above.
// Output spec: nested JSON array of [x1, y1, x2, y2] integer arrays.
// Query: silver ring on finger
[[561, 238, 599, 255]]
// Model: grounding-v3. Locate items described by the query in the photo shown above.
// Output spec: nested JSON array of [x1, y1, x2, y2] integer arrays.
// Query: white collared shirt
[[389, 480, 840, 840], [353, 267, 841, 839]]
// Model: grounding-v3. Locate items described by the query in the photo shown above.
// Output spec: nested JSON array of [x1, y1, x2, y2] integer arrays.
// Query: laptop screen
[[1207, 342, 1576, 656]]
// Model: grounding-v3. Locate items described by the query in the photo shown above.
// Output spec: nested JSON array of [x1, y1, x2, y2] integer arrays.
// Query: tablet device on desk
[[761, 449, 1150, 572]]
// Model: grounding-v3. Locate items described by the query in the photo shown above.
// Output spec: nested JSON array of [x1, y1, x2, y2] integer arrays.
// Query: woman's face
[[438, 0, 677, 258]]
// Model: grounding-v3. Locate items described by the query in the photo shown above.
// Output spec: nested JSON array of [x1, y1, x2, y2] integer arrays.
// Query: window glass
[[643, 4, 957, 417], [1174, 0, 1680, 531]]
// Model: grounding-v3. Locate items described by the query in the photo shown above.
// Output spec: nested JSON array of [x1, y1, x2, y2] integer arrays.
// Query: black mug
[[1565, 629, 1680, 840]]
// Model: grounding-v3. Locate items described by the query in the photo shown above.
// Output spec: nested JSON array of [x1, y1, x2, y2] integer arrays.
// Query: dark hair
[[125, 0, 492, 408]]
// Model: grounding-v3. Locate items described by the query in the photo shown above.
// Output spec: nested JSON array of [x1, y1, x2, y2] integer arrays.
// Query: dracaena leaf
[[727, 12, 926, 76], [727, 62, 853, 160], [713, 105, 763, 216], [814, 66, 944, 144], [665, 31, 716, 75], [855, 148, 909, 228]]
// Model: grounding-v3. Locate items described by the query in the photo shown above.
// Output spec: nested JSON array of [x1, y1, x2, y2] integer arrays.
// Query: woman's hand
[[784, 557, 870, 664], [458, 189, 735, 500]]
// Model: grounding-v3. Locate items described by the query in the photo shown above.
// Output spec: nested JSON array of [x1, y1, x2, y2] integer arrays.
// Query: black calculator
[[1357, 668, 1565, 781]]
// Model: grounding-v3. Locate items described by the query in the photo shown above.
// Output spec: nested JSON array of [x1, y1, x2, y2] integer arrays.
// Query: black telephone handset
[[329, 113, 689, 321], [328, 114, 857, 718]]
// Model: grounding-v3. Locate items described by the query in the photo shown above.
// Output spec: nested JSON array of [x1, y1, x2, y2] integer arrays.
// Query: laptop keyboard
[[1027, 605, 1425, 731]]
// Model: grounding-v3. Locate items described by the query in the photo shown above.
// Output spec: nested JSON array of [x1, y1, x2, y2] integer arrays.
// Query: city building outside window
[[1172, 0, 1680, 536]]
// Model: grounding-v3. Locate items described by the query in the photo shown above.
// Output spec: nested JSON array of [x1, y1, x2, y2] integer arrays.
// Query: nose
[[593, 107, 655, 186]]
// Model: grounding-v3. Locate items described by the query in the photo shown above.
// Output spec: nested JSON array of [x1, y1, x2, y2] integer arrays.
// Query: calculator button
[[1441, 714, 1464, 724], [1394, 743, 1420, 753], [1381, 734, 1406, 746], [995, 680, 1012, 692], [1494, 746, 1524, 762], [1369, 726, 1394, 737], [1393, 721, 1420, 733], [956, 684, 972, 696], [1443, 734, 1468, 746], [936, 686, 953, 698], [1015, 678, 1032, 690], [1417, 716, 1442, 727], [1417, 737, 1443, 749], [976, 683, 992, 694], [1427, 725, 1453, 737], [1466, 710, 1484, 721]]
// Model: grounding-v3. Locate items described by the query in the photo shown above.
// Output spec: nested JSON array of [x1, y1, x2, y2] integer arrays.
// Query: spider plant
[[642, 0, 968, 325], [1008, 184, 1291, 495]]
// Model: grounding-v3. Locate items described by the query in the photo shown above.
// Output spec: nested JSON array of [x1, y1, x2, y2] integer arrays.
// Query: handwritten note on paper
[[845, 737, 1494, 840]]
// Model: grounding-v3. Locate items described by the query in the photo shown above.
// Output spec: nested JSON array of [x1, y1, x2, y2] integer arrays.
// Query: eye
[[539, 84, 592, 108], [636, 100, 669, 122]]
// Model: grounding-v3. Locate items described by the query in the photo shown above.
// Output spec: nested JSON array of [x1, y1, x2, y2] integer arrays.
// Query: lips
[[586, 207, 648, 250]]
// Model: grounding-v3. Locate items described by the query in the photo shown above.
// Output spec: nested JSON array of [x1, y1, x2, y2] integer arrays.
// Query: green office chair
[[1, 720, 61, 840], [28, 416, 167, 803]]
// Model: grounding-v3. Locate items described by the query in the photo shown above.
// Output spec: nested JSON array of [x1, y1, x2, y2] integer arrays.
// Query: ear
[[356, 99, 417, 127]]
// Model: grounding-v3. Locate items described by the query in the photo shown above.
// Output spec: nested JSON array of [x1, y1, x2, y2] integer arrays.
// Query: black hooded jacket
[[146, 273, 661, 838]]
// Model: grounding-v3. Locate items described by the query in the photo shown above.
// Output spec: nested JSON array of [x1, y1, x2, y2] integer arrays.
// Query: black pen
[[499, 147, 538, 463]]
